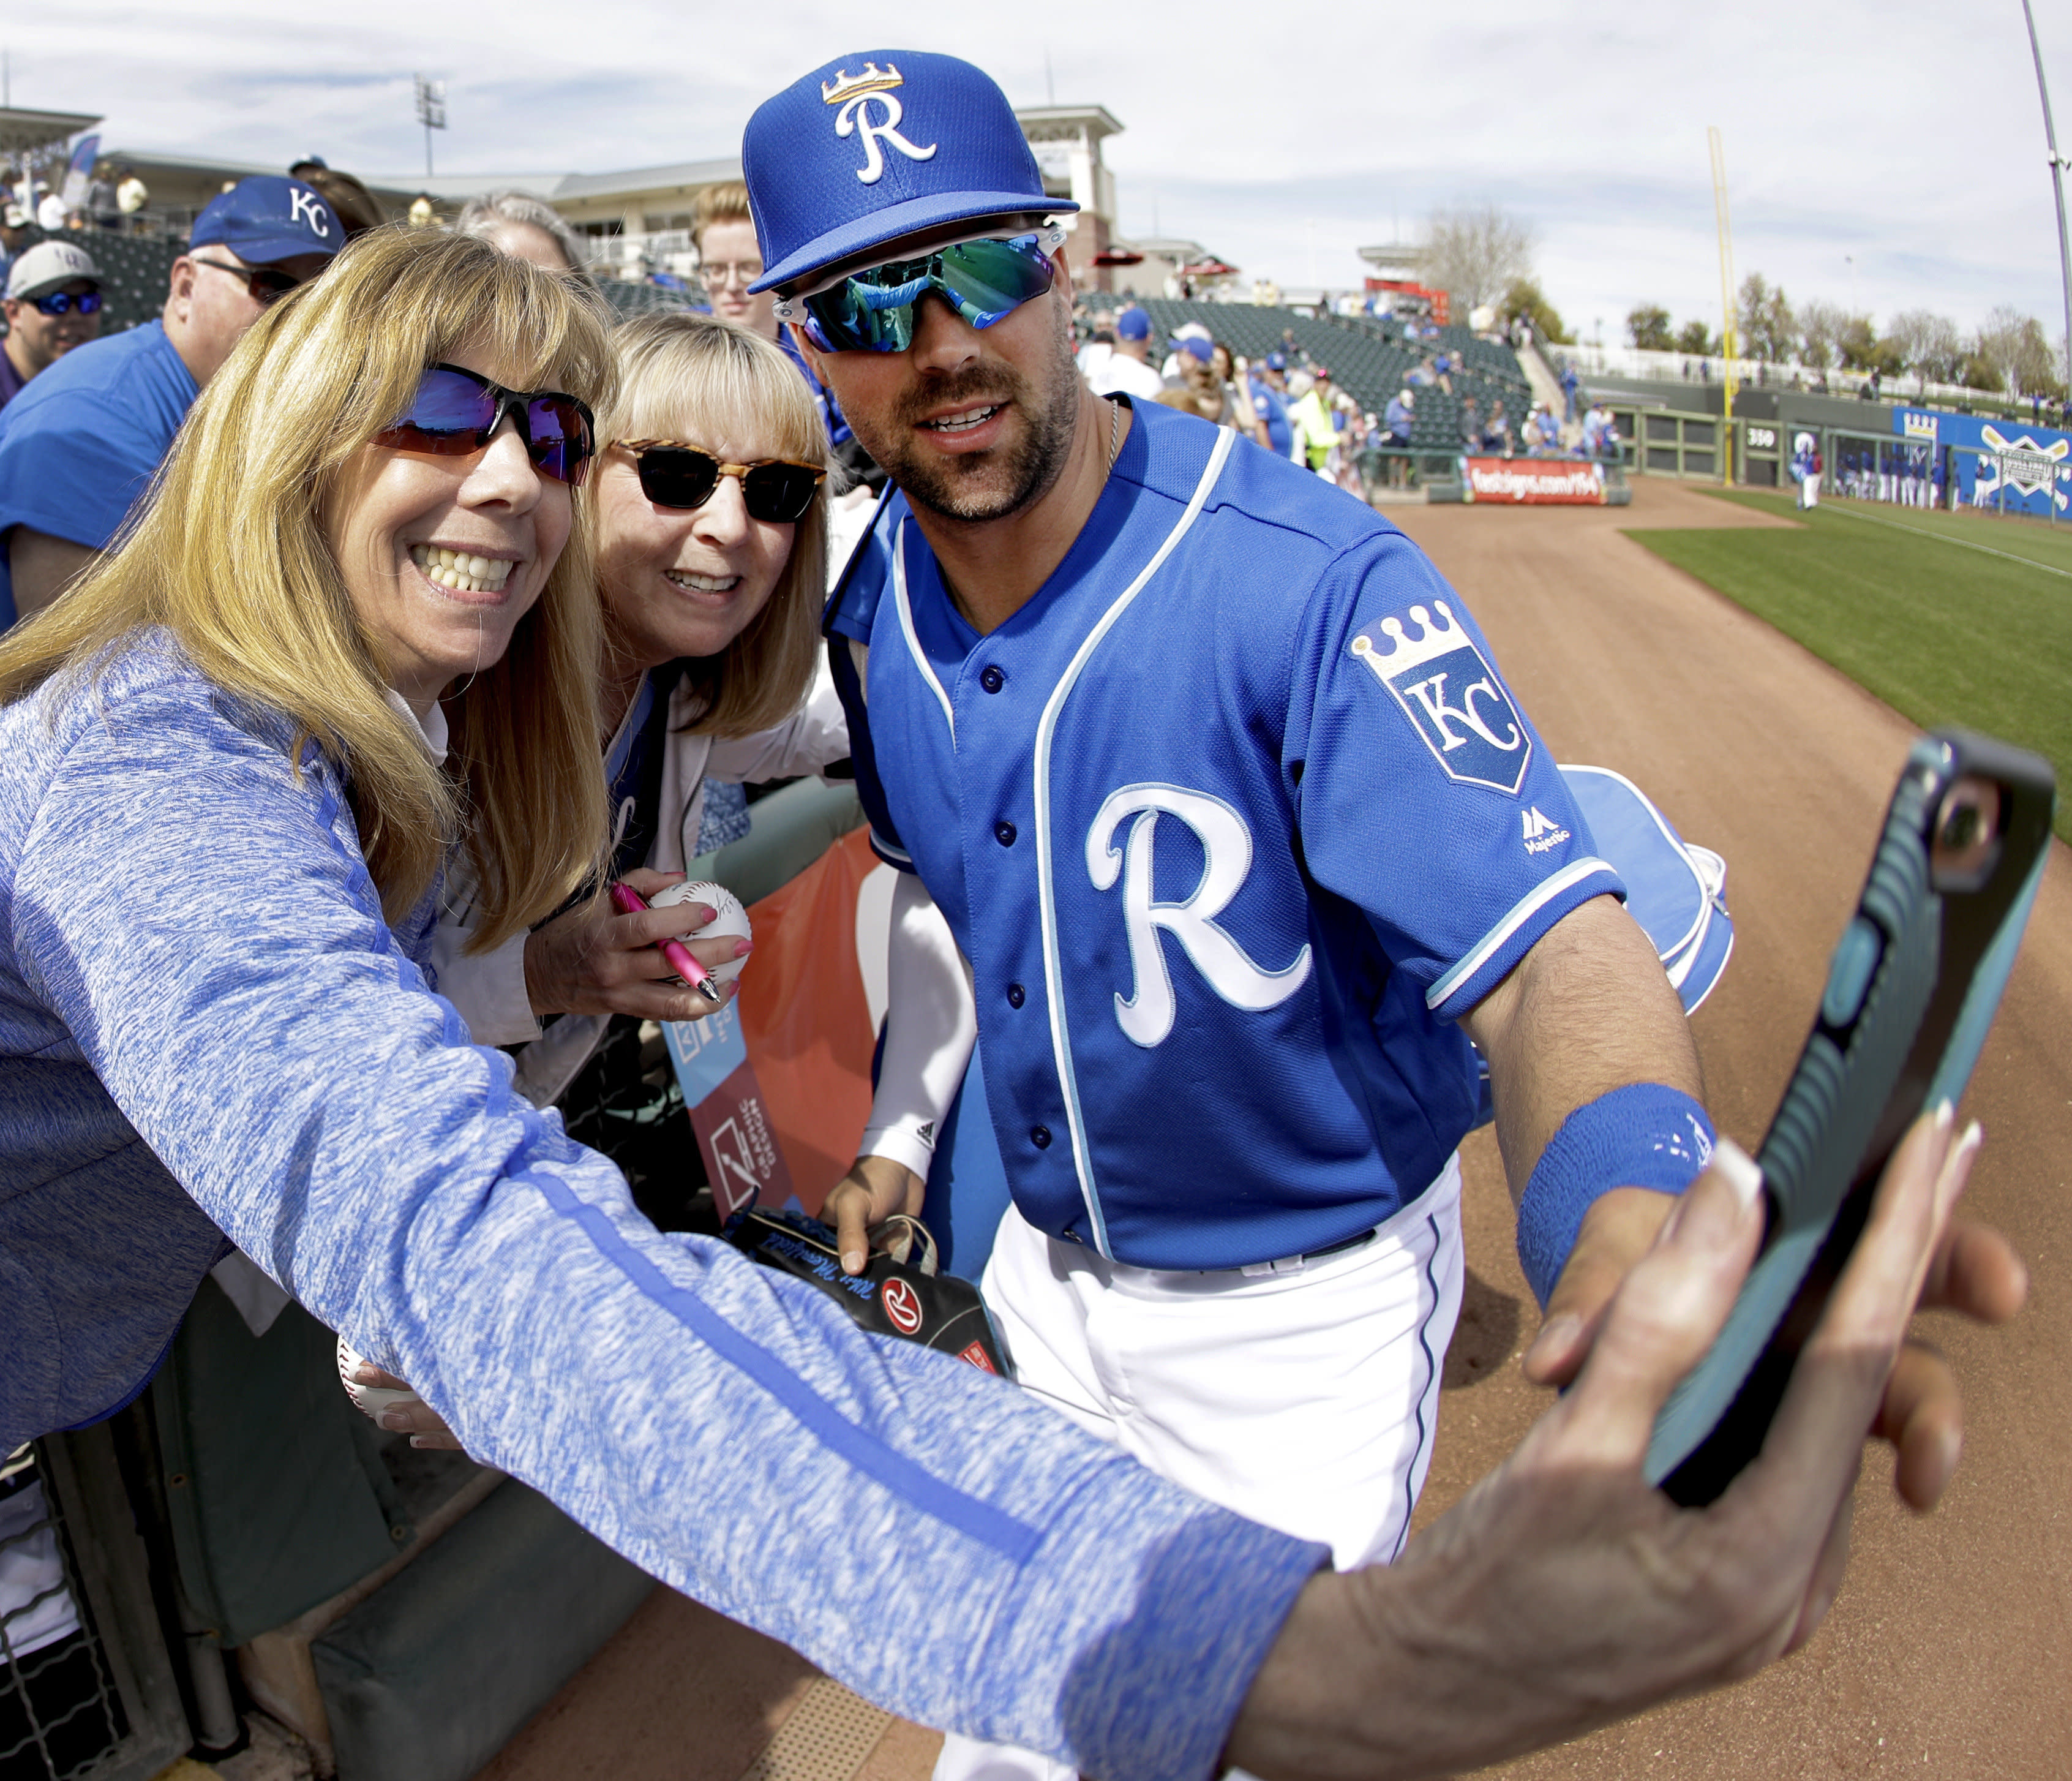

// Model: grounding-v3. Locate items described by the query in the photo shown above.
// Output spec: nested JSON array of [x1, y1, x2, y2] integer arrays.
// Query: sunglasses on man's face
[[615, 442, 825, 523], [29, 288, 102, 317], [190, 256, 304, 307], [375, 363, 596, 486], [774, 228, 1063, 356]]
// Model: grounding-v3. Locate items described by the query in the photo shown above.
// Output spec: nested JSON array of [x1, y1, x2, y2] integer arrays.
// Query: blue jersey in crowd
[[1246, 376, 1293, 456], [827, 402, 1620, 1273], [0, 320, 198, 627]]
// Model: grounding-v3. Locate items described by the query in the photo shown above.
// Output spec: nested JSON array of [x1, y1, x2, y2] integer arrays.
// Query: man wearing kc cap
[[741, 48, 2022, 1780], [0, 174, 340, 627]]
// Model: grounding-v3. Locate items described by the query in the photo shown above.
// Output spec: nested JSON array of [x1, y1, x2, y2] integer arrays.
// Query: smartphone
[[1645, 729, 2055, 1506]]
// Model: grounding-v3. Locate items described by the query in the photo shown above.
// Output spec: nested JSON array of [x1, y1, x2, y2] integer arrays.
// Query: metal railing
[[1, 1436, 188, 1781]]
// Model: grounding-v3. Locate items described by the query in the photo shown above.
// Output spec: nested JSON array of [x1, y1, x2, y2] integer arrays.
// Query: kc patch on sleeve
[[1348, 601, 1533, 795]]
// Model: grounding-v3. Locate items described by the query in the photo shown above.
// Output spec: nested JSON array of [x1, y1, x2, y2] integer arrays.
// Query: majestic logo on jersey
[[820, 63, 938, 186], [1522, 807, 1571, 855], [1349, 600, 1531, 795], [1086, 784, 1313, 1049]]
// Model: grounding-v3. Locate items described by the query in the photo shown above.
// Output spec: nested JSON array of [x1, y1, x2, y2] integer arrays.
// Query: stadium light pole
[[1709, 126, 1738, 483], [414, 74, 448, 180], [2020, 0, 2072, 412]]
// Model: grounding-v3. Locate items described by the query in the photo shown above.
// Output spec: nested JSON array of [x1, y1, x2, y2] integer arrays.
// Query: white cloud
[[10, 0, 2066, 335]]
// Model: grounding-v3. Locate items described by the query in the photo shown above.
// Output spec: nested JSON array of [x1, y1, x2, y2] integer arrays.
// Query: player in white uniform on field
[[735, 50, 2015, 1781]]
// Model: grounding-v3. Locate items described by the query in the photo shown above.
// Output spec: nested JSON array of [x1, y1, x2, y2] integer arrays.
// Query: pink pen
[[610, 881, 726, 1004]]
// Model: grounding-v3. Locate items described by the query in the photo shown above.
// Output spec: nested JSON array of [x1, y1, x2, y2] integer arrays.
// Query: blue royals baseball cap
[[190, 176, 343, 266], [744, 50, 1075, 294]]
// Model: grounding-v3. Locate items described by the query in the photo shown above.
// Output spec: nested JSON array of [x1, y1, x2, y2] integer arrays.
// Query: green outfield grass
[[1627, 489, 2072, 840]]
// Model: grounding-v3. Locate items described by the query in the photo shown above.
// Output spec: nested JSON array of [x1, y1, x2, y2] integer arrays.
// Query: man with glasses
[[741, 50, 2018, 1781], [0, 242, 103, 410], [0, 175, 340, 627]]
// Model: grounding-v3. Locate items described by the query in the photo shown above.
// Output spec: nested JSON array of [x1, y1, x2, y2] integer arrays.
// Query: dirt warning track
[[1392, 477, 2072, 1780]]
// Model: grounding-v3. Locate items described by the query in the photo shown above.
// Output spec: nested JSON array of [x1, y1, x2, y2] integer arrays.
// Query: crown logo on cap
[[1349, 601, 1468, 676], [822, 62, 904, 105]]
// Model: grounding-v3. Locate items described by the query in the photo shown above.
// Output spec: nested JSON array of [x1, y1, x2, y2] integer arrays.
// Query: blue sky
[[9, 1, 2065, 342]]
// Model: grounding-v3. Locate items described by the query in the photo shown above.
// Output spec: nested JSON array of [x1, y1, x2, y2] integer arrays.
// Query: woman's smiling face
[[593, 434, 795, 672], [326, 344, 573, 712]]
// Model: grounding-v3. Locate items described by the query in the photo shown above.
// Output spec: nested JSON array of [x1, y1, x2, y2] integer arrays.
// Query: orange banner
[[735, 828, 884, 1215]]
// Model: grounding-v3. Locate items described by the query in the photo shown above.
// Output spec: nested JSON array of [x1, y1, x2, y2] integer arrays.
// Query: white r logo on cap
[[834, 92, 938, 186]]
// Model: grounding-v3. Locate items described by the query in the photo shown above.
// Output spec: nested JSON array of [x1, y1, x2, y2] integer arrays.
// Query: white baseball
[[336, 1336, 421, 1423], [651, 878, 754, 985]]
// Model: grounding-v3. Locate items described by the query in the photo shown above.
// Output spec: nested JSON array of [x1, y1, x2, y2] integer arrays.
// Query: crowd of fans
[[1070, 298, 1622, 503]]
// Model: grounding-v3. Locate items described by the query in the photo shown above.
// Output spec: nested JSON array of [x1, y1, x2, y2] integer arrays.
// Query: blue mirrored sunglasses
[[374, 363, 595, 486], [775, 228, 1063, 355], [30, 289, 102, 317]]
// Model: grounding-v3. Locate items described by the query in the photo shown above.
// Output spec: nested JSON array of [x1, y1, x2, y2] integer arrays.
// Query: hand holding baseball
[[523, 868, 750, 1023]]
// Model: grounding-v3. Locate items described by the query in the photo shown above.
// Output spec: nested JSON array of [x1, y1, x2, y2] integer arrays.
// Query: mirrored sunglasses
[[615, 440, 825, 523], [375, 363, 595, 486], [29, 288, 102, 317], [775, 228, 1063, 355]]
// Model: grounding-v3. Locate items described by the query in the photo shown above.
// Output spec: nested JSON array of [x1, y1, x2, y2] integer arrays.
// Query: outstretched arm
[[1227, 1107, 2024, 1777]]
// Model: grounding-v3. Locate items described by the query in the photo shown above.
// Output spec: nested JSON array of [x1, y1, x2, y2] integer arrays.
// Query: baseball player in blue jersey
[[738, 50, 2022, 1781]]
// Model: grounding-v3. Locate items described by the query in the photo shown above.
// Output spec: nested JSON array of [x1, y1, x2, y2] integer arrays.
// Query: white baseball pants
[[933, 1158, 1465, 1781]]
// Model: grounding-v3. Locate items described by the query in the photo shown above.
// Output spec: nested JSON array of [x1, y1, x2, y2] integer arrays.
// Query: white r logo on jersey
[[1086, 784, 1313, 1048]]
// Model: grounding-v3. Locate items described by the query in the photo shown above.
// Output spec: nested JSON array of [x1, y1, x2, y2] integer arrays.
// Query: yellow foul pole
[[1709, 126, 1738, 483]]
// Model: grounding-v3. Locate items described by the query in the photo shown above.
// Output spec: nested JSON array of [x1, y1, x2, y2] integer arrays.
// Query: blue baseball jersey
[[1247, 378, 1293, 455], [826, 402, 1621, 1272], [0, 320, 198, 629]]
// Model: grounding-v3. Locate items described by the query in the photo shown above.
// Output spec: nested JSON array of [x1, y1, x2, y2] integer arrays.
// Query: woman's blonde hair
[[0, 227, 617, 952], [601, 312, 829, 737]]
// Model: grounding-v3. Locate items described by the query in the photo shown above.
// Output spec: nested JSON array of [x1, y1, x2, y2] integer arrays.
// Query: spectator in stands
[[1482, 398, 1513, 454], [1381, 384, 1415, 488], [1246, 352, 1297, 459], [1160, 320, 1212, 381], [1208, 343, 1266, 449], [1158, 336, 1236, 425], [1, 244, 103, 412], [0, 175, 341, 627], [36, 190, 68, 233], [1086, 306, 1165, 400], [1526, 402, 1561, 456], [0, 207, 28, 288], [116, 168, 149, 227], [290, 158, 389, 240], [1579, 397, 1616, 461], [1458, 394, 1481, 450], [1289, 366, 1343, 476], [1076, 322, 1114, 385], [456, 190, 591, 281], [691, 180, 874, 502], [1560, 360, 1580, 421]]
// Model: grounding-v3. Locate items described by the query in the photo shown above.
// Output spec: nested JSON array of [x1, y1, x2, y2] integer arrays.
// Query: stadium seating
[[598, 278, 696, 320], [1085, 292, 1531, 442]]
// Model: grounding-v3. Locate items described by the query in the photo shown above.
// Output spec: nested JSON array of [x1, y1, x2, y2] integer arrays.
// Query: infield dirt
[[475, 476, 2071, 1781]]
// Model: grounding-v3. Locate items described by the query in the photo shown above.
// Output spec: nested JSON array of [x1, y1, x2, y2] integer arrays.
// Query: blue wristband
[[1516, 1083, 1716, 1308]]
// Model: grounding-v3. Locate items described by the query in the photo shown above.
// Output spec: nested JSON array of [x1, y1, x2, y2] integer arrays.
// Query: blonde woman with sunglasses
[[431, 312, 851, 1101], [0, 222, 1367, 1770]]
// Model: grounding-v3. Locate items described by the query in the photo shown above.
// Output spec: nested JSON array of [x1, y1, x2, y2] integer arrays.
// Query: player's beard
[[856, 303, 1082, 524]]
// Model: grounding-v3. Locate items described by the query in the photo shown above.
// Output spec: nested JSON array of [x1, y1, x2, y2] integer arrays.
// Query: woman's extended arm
[[5, 666, 1317, 1781]]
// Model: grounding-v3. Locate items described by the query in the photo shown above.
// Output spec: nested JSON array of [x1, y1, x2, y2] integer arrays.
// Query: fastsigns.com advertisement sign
[[1461, 457, 1607, 505]]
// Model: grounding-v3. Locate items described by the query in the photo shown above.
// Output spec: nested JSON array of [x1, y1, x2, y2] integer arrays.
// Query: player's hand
[[825, 1154, 926, 1275], [349, 1363, 465, 1452], [1523, 1148, 2026, 1513], [522, 868, 746, 1024], [1225, 1107, 1997, 1779]]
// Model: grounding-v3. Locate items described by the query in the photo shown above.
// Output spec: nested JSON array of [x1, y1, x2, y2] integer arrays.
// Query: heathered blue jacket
[[0, 634, 1322, 1777]]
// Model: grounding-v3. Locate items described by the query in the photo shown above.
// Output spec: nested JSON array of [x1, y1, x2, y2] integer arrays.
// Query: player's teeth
[[411, 546, 511, 592]]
